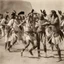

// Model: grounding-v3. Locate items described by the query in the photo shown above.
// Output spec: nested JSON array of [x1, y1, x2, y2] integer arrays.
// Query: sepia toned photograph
[[0, 0, 64, 64]]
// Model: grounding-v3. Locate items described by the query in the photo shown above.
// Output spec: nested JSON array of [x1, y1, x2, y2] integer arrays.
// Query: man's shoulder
[[9, 19, 14, 23], [1, 18, 5, 21], [10, 19, 13, 21]]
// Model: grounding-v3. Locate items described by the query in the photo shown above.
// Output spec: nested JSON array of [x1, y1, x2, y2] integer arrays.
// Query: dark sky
[[0, 0, 32, 15], [0, 0, 64, 14]]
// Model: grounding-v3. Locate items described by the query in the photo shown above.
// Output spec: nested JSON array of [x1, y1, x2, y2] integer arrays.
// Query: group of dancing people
[[0, 9, 64, 61]]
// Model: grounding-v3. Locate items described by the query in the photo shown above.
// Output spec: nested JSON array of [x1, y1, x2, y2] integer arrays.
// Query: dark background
[[0, 0, 32, 15]]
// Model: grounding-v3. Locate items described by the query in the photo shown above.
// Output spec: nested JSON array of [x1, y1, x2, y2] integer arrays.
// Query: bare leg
[[8, 38, 17, 52], [36, 32, 40, 57], [21, 41, 30, 56], [43, 34, 47, 57], [56, 44, 62, 61]]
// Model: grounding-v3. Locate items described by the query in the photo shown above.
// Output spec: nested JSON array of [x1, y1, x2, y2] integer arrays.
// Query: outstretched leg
[[54, 35, 62, 61], [29, 40, 37, 56], [21, 40, 30, 56], [56, 44, 62, 61], [8, 37, 17, 52]]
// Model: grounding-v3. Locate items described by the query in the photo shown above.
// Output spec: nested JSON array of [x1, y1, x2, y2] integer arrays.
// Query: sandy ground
[[0, 38, 64, 64]]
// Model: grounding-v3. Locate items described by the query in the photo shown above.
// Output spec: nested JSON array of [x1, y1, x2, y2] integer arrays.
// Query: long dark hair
[[51, 10, 58, 19], [11, 13, 16, 19]]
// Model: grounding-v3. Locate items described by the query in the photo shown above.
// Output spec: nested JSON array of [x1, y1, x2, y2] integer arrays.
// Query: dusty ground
[[0, 38, 64, 64]]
